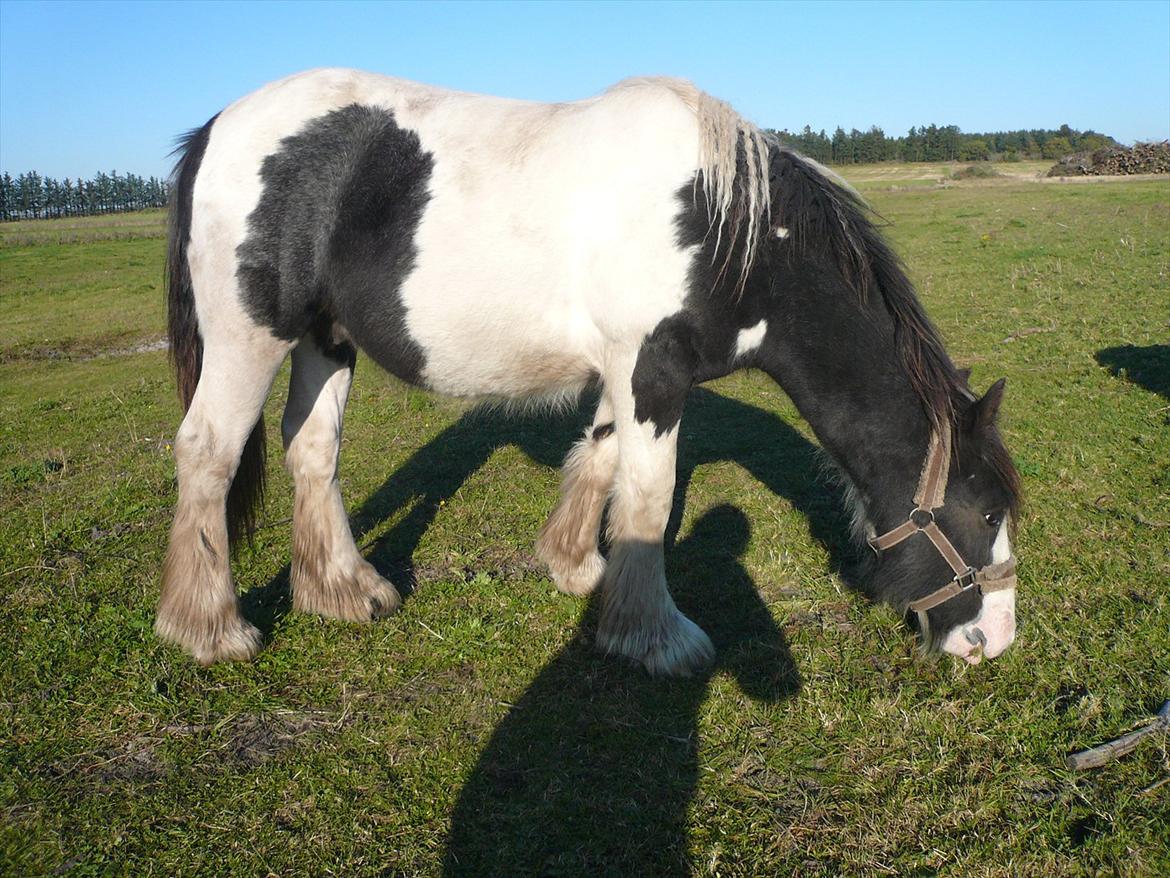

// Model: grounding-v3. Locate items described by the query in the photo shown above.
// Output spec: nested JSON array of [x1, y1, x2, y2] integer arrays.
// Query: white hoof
[[292, 559, 402, 622], [597, 605, 715, 677]]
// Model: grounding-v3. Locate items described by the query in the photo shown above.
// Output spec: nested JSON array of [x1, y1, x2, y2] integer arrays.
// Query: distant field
[[0, 209, 167, 248], [1, 166, 1167, 876], [843, 159, 1053, 186]]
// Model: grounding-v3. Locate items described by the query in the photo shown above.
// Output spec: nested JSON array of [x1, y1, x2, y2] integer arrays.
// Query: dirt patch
[[412, 547, 546, 588], [83, 338, 169, 360], [42, 711, 337, 787], [353, 661, 482, 709], [215, 712, 336, 769], [0, 336, 168, 364]]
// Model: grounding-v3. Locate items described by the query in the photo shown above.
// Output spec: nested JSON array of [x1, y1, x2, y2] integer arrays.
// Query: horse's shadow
[[240, 382, 859, 875], [442, 503, 798, 876], [242, 384, 862, 630], [1095, 344, 1170, 402]]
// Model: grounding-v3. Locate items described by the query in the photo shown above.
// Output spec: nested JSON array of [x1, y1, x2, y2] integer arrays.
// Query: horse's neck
[[756, 263, 935, 534]]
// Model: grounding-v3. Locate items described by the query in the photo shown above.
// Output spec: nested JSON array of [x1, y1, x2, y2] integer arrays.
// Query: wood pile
[[1047, 141, 1170, 176]]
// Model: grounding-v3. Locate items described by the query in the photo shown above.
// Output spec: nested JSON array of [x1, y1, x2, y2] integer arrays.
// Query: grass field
[[1, 163, 1167, 876]]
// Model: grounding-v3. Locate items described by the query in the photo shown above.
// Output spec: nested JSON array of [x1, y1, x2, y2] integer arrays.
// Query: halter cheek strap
[[867, 425, 1018, 639]]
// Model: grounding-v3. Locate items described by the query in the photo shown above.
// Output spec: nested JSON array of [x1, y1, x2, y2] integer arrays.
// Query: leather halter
[[867, 425, 1018, 639]]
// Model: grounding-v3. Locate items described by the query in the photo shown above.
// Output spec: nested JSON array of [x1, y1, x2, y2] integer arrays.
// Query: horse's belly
[[428, 343, 596, 398], [409, 299, 600, 398]]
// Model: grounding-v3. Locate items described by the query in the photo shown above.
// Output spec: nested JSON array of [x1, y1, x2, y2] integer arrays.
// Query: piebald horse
[[158, 69, 1020, 675]]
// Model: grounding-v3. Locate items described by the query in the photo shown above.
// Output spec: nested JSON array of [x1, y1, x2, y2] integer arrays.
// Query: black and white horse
[[158, 69, 1020, 675]]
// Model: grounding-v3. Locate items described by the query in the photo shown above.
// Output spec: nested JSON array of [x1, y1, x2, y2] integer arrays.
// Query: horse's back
[[187, 69, 703, 398]]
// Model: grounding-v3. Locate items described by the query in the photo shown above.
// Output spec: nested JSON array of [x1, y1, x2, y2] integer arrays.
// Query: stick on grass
[[1066, 700, 1170, 771]]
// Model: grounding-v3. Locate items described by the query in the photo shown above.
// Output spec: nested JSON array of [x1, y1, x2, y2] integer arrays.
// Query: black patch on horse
[[655, 141, 1019, 641], [632, 315, 702, 437], [625, 161, 789, 440], [237, 104, 432, 385]]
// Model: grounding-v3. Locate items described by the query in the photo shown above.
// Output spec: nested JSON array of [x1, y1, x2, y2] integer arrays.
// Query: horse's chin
[[939, 588, 1017, 664]]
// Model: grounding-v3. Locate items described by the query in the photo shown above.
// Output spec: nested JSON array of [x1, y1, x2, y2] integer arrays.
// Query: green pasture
[[1, 166, 1167, 876]]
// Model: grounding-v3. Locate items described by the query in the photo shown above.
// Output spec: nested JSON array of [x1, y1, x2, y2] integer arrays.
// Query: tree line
[[0, 170, 169, 221], [769, 122, 1116, 165]]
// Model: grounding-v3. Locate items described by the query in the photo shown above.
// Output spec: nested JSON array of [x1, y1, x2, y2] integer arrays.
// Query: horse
[[156, 68, 1021, 676]]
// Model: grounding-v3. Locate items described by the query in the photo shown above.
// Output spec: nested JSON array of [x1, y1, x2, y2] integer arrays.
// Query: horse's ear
[[956, 367, 972, 385], [971, 378, 1006, 429]]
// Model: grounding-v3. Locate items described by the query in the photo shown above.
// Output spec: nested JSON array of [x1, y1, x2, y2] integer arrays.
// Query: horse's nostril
[[963, 626, 988, 649]]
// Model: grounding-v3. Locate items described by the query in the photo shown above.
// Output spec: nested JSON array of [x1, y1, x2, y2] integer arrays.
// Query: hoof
[[544, 550, 606, 597], [292, 559, 402, 622], [155, 610, 263, 666], [597, 606, 715, 677]]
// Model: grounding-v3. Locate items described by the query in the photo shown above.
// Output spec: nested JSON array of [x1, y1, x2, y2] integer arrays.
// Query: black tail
[[167, 114, 266, 549]]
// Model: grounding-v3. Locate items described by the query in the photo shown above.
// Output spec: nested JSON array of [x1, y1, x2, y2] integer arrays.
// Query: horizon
[[1, 0, 1168, 180]]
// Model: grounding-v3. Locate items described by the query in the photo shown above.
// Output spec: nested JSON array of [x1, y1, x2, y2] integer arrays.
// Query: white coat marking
[[941, 522, 1016, 663], [734, 319, 768, 358]]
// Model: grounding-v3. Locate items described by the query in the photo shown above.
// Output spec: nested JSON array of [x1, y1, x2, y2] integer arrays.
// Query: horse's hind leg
[[156, 338, 287, 664], [535, 397, 617, 596], [282, 332, 402, 621]]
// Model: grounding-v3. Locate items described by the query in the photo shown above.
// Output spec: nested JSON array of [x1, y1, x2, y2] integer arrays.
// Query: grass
[[0, 210, 167, 363], [1, 166, 1168, 876]]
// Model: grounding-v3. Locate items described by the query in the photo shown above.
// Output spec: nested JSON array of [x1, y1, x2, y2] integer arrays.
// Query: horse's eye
[[984, 511, 1003, 528]]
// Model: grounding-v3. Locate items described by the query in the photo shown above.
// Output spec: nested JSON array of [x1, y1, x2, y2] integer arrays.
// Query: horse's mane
[[619, 77, 962, 430], [769, 148, 961, 429], [769, 148, 1021, 518]]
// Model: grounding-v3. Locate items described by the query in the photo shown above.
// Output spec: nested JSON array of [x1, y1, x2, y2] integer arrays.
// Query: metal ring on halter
[[909, 508, 934, 528]]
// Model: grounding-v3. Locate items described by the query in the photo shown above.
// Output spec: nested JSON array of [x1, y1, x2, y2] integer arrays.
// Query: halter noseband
[[867, 426, 1018, 639]]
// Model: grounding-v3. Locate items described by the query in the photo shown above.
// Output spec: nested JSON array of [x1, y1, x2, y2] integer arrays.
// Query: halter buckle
[[909, 508, 934, 529], [955, 567, 977, 590]]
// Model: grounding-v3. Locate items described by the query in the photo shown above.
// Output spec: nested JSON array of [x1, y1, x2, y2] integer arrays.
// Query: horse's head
[[693, 144, 1024, 665], [867, 379, 1020, 663]]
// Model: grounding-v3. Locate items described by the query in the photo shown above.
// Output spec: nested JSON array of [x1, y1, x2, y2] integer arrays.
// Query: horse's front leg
[[596, 342, 714, 677]]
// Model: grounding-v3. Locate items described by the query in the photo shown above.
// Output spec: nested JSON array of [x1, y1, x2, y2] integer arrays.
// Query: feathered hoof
[[292, 559, 402, 622], [543, 549, 606, 597], [155, 608, 264, 666], [597, 606, 715, 677]]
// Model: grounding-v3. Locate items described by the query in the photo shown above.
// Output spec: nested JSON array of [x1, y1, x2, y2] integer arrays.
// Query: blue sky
[[1, 0, 1168, 179]]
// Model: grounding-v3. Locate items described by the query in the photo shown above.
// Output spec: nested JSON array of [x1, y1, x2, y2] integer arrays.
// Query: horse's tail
[[167, 113, 266, 548]]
